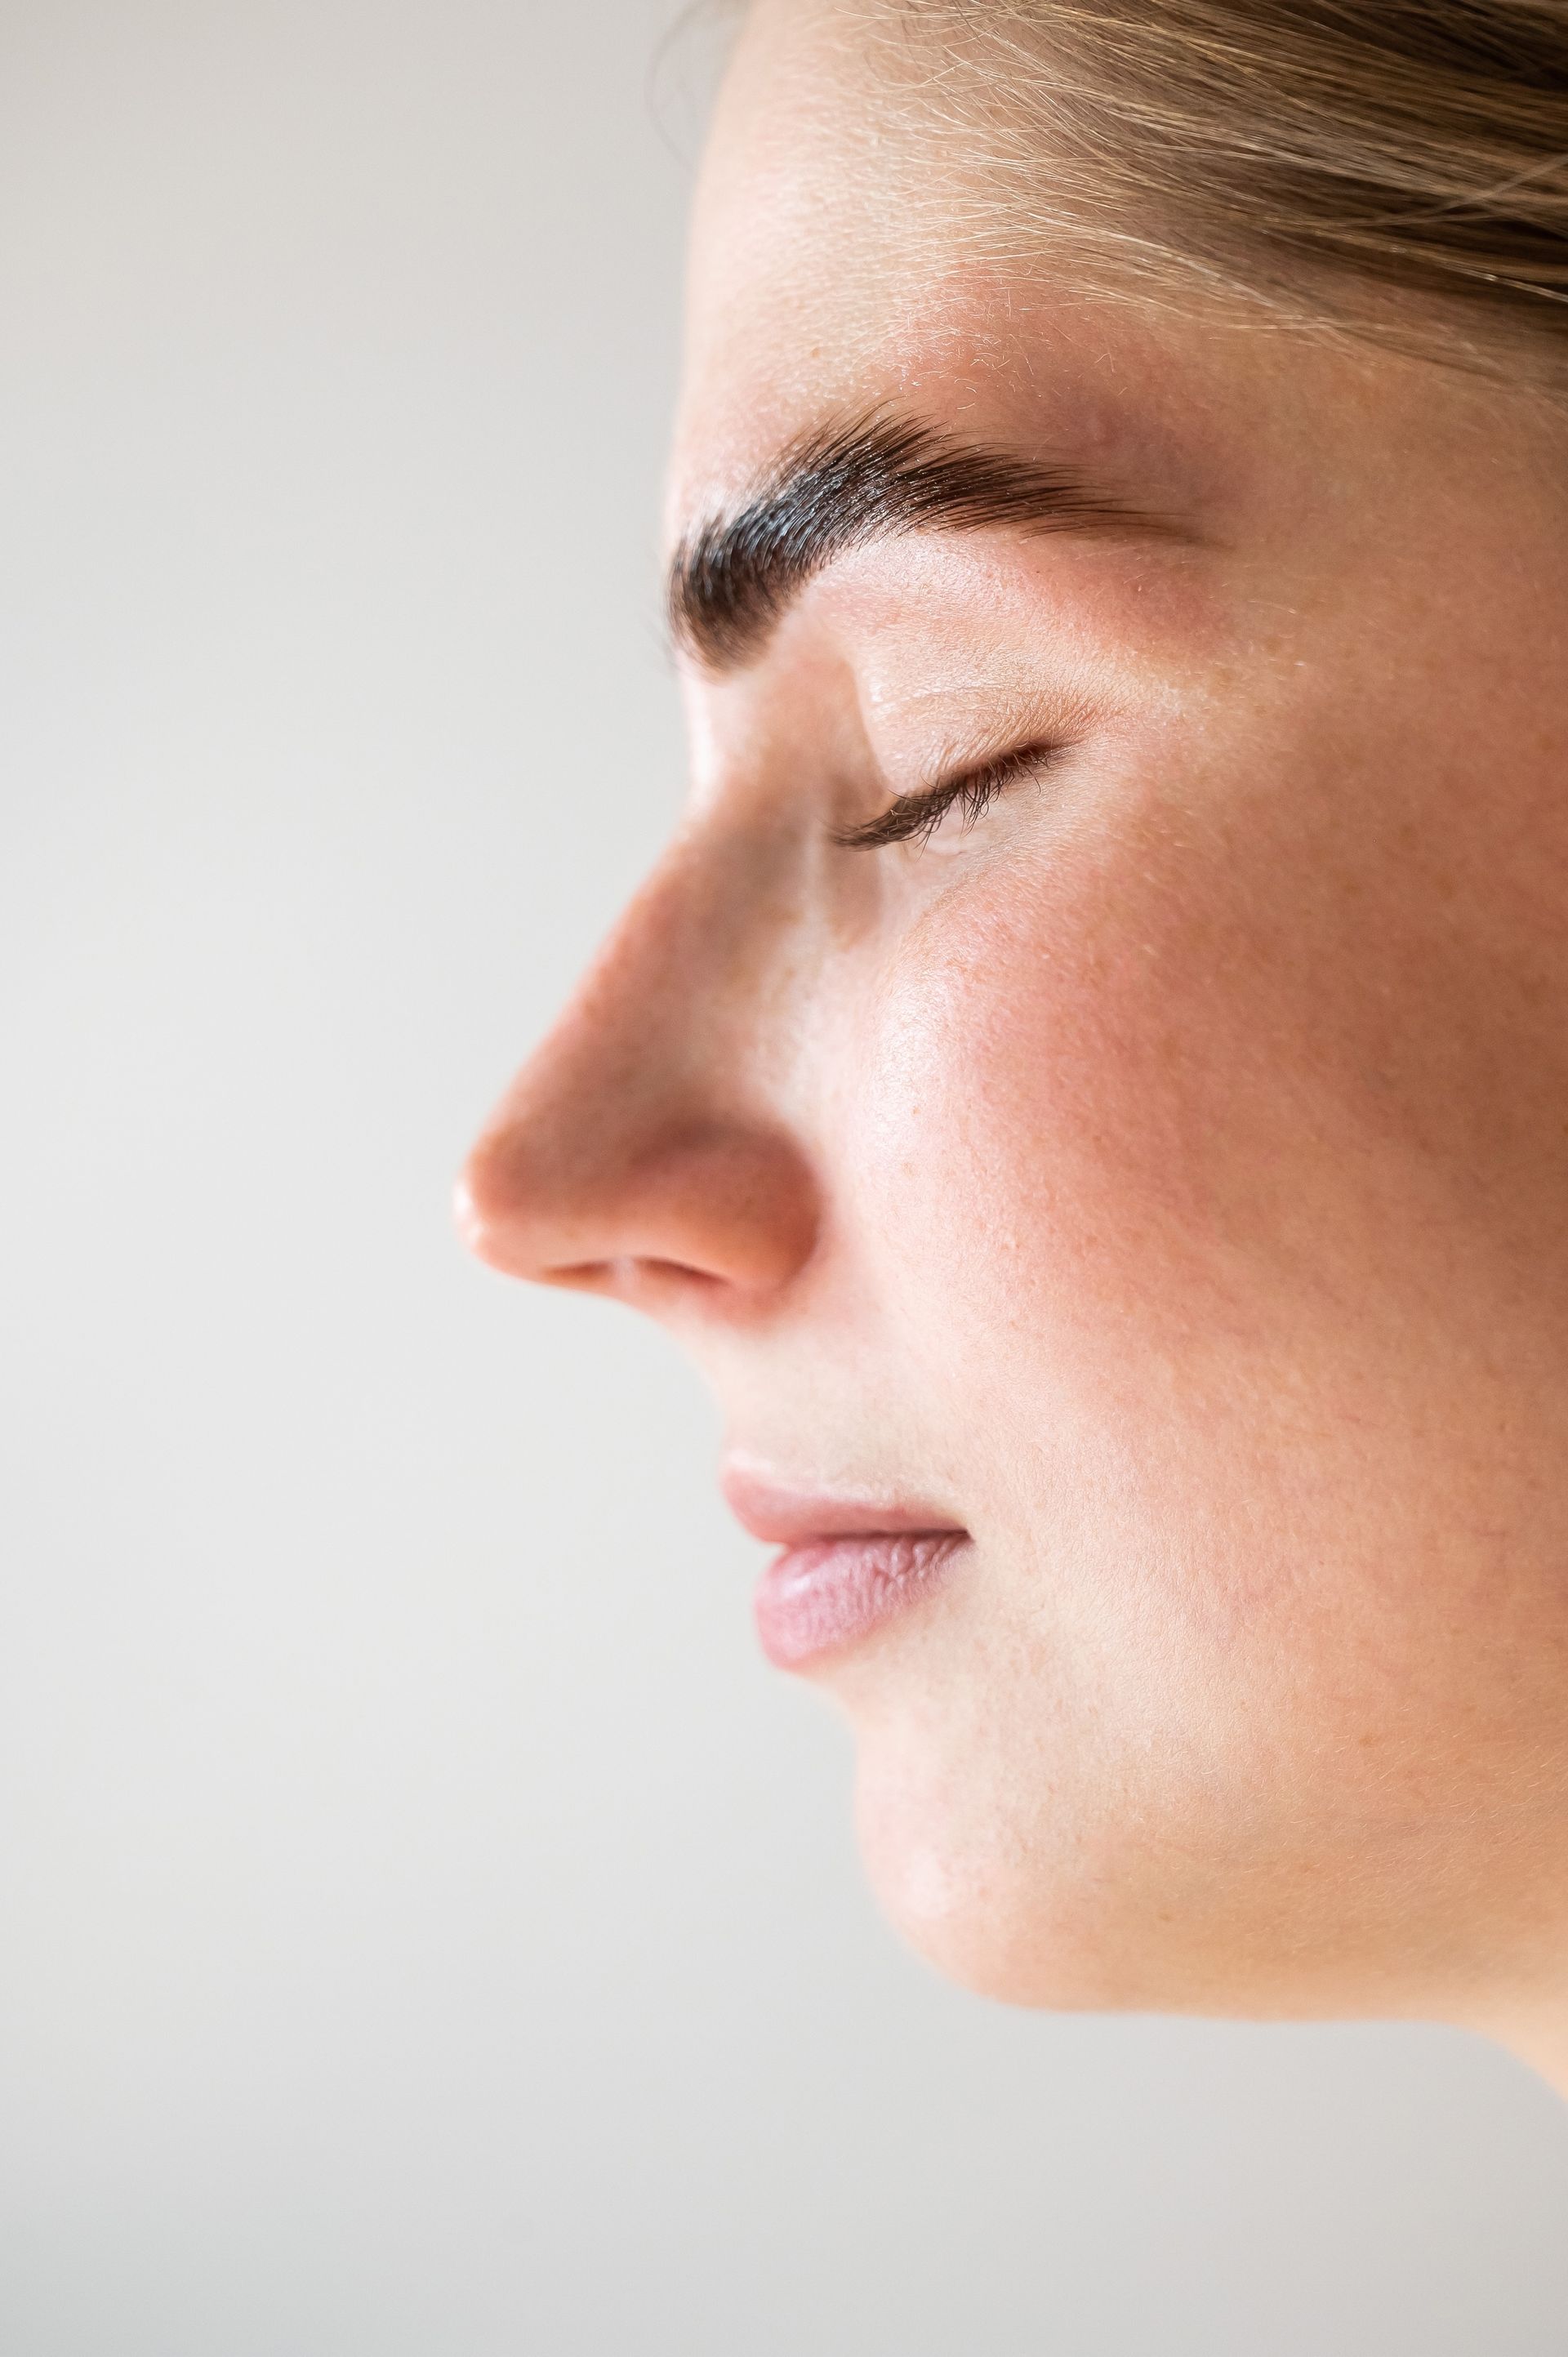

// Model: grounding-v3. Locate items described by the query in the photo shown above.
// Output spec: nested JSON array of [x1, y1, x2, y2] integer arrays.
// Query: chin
[[856, 1789, 1250, 2016], [849, 1730, 1415, 2023], [850, 1747, 1161, 2013], [834, 1641, 1195, 2012]]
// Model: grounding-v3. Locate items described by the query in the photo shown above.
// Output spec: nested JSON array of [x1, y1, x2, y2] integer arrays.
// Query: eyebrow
[[666, 407, 1174, 671]]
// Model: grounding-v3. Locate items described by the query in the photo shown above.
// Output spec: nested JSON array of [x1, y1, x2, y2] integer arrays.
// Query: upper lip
[[720, 1462, 967, 1547]]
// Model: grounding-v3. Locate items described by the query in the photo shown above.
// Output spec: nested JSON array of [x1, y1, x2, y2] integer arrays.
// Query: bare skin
[[461, 0, 1568, 2083]]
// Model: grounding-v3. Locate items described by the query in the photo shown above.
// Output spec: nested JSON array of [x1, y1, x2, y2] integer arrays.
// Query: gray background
[[2, 3, 1567, 2350]]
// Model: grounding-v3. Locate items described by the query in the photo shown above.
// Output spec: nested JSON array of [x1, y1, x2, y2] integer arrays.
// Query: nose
[[457, 830, 821, 1318]]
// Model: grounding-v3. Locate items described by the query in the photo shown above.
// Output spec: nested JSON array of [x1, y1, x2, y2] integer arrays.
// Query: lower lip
[[753, 1530, 969, 1669]]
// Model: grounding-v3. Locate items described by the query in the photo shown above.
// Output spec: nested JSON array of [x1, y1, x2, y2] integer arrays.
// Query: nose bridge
[[459, 816, 821, 1299], [537, 815, 794, 1121]]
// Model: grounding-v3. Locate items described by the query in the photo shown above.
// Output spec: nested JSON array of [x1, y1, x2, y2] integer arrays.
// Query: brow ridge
[[667, 407, 1171, 671]]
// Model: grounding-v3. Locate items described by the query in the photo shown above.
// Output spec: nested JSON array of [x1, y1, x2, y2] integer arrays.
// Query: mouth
[[722, 1466, 970, 1670]]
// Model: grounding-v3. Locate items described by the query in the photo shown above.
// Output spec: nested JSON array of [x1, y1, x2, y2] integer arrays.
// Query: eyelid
[[831, 740, 1065, 852]]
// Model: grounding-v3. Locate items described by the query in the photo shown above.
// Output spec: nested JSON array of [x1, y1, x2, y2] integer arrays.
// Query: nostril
[[541, 1255, 742, 1304], [543, 1259, 617, 1295]]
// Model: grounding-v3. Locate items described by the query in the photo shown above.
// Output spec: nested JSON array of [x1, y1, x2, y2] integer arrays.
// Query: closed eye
[[831, 741, 1066, 851]]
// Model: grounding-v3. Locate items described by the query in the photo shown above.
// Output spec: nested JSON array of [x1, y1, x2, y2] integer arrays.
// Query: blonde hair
[[874, 1, 1568, 381]]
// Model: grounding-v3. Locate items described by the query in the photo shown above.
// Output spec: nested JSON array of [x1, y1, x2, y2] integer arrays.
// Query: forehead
[[668, 0, 1242, 550], [675, 2, 1013, 501]]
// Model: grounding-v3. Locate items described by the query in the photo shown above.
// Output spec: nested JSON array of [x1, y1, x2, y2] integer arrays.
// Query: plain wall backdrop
[[2, 4, 1568, 2350]]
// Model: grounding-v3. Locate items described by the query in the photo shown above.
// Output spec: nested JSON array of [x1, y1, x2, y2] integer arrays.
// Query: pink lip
[[722, 1467, 969, 1670]]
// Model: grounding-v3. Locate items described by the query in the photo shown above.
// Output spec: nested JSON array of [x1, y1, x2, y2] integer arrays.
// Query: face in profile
[[461, 0, 1568, 2061]]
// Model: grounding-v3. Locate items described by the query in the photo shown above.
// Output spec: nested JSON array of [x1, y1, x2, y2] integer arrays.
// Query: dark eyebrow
[[666, 406, 1174, 671]]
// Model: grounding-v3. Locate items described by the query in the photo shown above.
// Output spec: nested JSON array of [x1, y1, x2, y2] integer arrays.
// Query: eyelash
[[831, 742, 1062, 852]]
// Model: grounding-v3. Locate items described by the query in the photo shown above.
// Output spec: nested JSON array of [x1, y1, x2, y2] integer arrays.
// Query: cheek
[[826, 799, 1568, 2012], [839, 787, 1524, 1611], [835, 830, 1312, 1753], [841, 829, 1284, 1380], [842, 772, 1568, 1429]]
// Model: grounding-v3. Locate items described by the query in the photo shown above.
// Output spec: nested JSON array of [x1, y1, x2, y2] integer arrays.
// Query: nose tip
[[451, 1167, 496, 1266], [456, 1120, 581, 1288], [457, 822, 822, 1318], [456, 1105, 819, 1308]]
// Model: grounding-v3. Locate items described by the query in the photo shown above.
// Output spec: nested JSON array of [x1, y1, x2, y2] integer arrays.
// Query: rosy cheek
[[835, 766, 1568, 1648], [843, 844, 1249, 1370]]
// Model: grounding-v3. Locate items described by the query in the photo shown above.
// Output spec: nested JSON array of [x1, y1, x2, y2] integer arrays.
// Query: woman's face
[[463, 0, 1568, 2034]]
